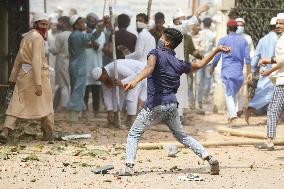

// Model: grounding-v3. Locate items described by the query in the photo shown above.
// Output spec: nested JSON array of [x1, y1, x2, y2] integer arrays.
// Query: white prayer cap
[[120, 10, 133, 19], [270, 17, 277, 25], [70, 14, 81, 26], [92, 67, 103, 80], [49, 14, 58, 24], [33, 12, 49, 22], [235, 17, 245, 24], [173, 9, 185, 20], [56, 6, 63, 11], [277, 13, 284, 20]]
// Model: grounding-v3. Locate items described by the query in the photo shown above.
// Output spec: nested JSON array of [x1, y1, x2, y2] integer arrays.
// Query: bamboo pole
[[217, 126, 284, 139], [103, 0, 107, 17], [147, 0, 153, 21], [136, 139, 284, 150], [0, 84, 9, 87], [109, 1, 121, 128], [191, 0, 196, 15]]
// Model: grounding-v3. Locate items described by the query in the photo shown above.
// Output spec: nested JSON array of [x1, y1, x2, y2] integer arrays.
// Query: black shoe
[[207, 156, 220, 175]]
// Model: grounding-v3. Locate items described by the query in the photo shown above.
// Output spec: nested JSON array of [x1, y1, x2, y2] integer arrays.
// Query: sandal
[[256, 143, 274, 151], [0, 133, 8, 144]]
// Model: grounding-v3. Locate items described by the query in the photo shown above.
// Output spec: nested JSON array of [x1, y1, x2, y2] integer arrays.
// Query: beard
[[36, 28, 47, 40], [136, 28, 143, 33]]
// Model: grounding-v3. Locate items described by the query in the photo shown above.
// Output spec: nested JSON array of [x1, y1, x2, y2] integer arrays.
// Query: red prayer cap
[[227, 19, 238, 27]]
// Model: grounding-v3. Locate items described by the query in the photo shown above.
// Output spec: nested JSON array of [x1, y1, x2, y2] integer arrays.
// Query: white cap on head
[[173, 9, 185, 20], [270, 17, 277, 25], [70, 14, 81, 26], [92, 67, 103, 80], [277, 13, 284, 20], [49, 14, 58, 24], [120, 10, 133, 19], [235, 17, 245, 24], [33, 12, 49, 22], [56, 6, 63, 11]]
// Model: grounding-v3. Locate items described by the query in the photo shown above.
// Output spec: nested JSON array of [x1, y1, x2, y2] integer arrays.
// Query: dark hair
[[269, 25, 276, 31], [117, 14, 130, 28], [203, 17, 212, 28], [155, 12, 164, 21], [228, 26, 238, 32], [136, 13, 148, 23], [70, 8, 77, 14], [58, 16, 70, 25], [163, 28, 183, 49]]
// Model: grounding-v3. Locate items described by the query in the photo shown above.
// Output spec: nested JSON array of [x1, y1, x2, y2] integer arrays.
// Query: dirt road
[[0, 111, 284, 189]]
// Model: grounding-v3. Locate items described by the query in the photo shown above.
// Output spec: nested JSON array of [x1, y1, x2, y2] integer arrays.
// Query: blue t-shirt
[[145, 48, 191, 110]]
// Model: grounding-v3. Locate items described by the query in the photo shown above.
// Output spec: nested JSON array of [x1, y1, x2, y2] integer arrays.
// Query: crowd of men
[[0, 5, 284, 154]]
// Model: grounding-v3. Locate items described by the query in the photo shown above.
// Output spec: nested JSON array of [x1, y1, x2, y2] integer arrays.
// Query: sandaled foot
[[228, 117, 237, 125], [257, 143, 274, 151], [0, 128, 10, 144], [245, 108, 254, 125], [245, 111, 250, 125], [237, 111, 243, 117], [0, 133, 8, 144], [41, 126, 53, 141]]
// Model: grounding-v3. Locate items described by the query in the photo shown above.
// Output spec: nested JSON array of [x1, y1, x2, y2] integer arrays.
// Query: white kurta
[[125, 28, 156, 65], [49, 30, 71, 108], [86, 32, 105, 86], [273, 33, 284, 85], [47, 30, 58, 96], [101, 59, 146, 115], [172, 16, 199, 116]]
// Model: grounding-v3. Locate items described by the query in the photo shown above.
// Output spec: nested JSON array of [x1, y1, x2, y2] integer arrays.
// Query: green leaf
[[87, 149, 109, 158], [21, 154, 40, 162], [32, 144, 44, 153], [80, 163, 90, 167]]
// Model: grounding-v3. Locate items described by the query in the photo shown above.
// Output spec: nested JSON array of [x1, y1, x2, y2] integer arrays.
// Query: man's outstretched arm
[[190, 45, 231, 73]]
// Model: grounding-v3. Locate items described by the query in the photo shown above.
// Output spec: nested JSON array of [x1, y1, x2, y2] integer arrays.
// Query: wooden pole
[[191, 0, 196, 15], [43, 0, 47, 13], [147, 0, 153, 21], [109, 1, 121, 127], [136, 139, 284, 150], [217, 126, 284, 139], [0, 84, 9, 87], [103, 0, 107, 17]]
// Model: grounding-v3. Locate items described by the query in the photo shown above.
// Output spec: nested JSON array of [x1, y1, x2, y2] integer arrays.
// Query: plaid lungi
[[267, 85, 284, 138]]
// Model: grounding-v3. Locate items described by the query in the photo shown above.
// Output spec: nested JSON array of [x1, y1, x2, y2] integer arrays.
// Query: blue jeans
[[125, 103, 210, 164]]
